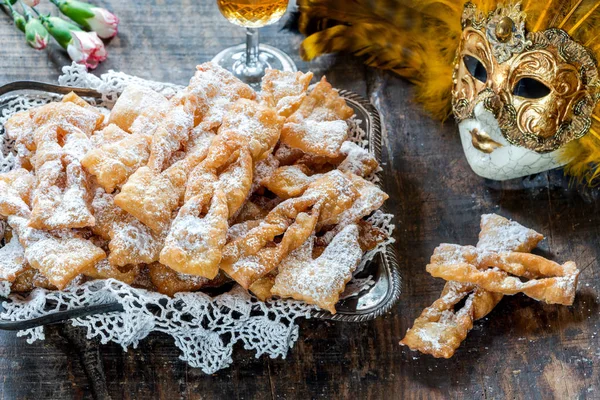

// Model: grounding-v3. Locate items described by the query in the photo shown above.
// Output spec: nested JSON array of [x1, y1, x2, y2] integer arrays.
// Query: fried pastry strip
[[114, 129, 215, 234], [108, 85, 171, 133], [187, 62, 256, 130], [8, 215, 106, 289], [427, 244, 579, 305], [147, 92, 199, 172], [0, 168, 34, 218], [271, 224, 363, 314], [81, 124, 151, 193], [281, 77, 354, 158], [0, 231, 28, 282], [401, 214, 545, 358], [4, 110, 35, 169], [91, 190, 164, 267], [400, 281, 503, 358], [260, 69, 313, 117], [159, 189, 229, 279]]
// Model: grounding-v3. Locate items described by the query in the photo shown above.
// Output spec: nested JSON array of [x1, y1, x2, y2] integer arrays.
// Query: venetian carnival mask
[[452, 2, 600, 180]]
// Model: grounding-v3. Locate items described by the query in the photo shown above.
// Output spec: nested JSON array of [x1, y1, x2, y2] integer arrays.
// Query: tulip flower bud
[[51, 0, 119, 39], [25, 18, 49, 50]]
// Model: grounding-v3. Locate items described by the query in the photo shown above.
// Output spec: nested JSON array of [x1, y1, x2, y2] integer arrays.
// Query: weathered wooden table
[[1, 1, 599, 399]]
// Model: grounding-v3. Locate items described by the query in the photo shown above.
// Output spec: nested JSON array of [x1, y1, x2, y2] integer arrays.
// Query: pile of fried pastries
[[0, 63, 390, 314], [400, 214, 580, 358]]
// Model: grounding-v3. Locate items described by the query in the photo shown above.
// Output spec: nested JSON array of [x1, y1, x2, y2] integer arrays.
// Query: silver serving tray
[[0, 81, 401, 328]]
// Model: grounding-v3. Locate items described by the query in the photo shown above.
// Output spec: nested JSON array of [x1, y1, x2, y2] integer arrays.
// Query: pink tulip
[[66, 30, 107, 69]]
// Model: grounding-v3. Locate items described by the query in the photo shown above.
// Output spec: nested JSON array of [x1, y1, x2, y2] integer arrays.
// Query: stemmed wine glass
[[212, 0, 296, 87]]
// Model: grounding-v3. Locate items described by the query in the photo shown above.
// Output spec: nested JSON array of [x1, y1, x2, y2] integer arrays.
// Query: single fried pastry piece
[[249, 272, 277, 301], [318, 173, 388, 229], [32, 100, 104, 137], [477, 213, 544, 252], [281, 77, 354, 157], [185, 147, 253, 217], [427, 244, 579, 305], [83, 259, 139, 285], [108, 85, 171, 133], [271, 224, 363, 314], [29, 122, 96, 230], [29, 158, 95, 230], [400, 281, 503, 358], [0, 231, 28, 282], [9, 215, 106, 289], [82, 124, 151, 192], [114, 130, 215, 233], [337, 141, 379, 177], [11, 265, 56, 292], [218, 99, 284, 161], [4, 110, 35, 169], [160, 189, 229, 279], [261, 165, 315, 199], [91, 190, 164, 266], [147, 92, 198, 172], [187, 62, 256, 129], [148, 262, 229, 296], [215, 148, 253, 217], [0, 168, 34, 218], [251, 154, 279, 193], [260, 69, 314, 117], [221, 203, 320, 289], [304, 170, 360, 226], [114, 166, 182, 233]]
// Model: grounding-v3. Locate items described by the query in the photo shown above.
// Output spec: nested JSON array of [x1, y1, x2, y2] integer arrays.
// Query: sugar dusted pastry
[[261, 69, 314, 117], [0, 232, 28, 282], [108, 84, 170, 133], [0, 64, 391, 315], [92, 190, 164, 267], [147, 92, 198, 172], [281, 77, 354, 157], [427, 244, 579, 305], [271, 224, 363, 314], [400, 281, 502, 358], [401, 214, 578, 358], [187, 62, 256, 130], [160, 189, 229, 279], [0, 168, 35, 218], [81, 124, 151, 193], [8, 215, 106, 289]]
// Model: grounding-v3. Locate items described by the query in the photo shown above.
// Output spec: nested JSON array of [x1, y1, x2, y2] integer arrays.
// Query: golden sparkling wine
[[217, 0, 289, 28]]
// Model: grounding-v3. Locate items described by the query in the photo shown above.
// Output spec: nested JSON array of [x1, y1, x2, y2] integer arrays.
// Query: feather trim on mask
[[296, 0, 600, 183]]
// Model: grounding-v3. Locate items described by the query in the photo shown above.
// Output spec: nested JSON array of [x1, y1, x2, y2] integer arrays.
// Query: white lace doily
[[0, 63, 395, 374]]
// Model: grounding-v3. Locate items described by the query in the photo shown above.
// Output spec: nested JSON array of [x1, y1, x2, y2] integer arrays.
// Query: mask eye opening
[[463, 55, 488, 83], [513, 78, 551, 99]]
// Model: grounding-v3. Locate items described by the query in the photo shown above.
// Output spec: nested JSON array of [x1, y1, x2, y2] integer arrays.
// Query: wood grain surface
[[1, 1, 599, 399]]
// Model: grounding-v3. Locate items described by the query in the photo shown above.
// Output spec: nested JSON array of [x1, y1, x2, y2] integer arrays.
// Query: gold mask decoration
[[452, 2, 600, 153]]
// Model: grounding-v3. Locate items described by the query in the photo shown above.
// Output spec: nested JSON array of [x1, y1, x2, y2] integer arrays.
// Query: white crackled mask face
[[452, 3, 600, 181], [458, 103, 564, 180]]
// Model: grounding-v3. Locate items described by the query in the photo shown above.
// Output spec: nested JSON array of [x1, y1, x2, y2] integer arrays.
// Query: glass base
[[211, 44, 297, 89]]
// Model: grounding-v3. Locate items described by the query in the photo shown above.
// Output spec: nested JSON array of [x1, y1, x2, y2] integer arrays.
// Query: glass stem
[[245, 28, 260, 67]]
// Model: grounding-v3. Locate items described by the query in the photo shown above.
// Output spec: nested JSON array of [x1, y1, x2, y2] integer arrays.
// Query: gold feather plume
[[297, 0, 600, 183]]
